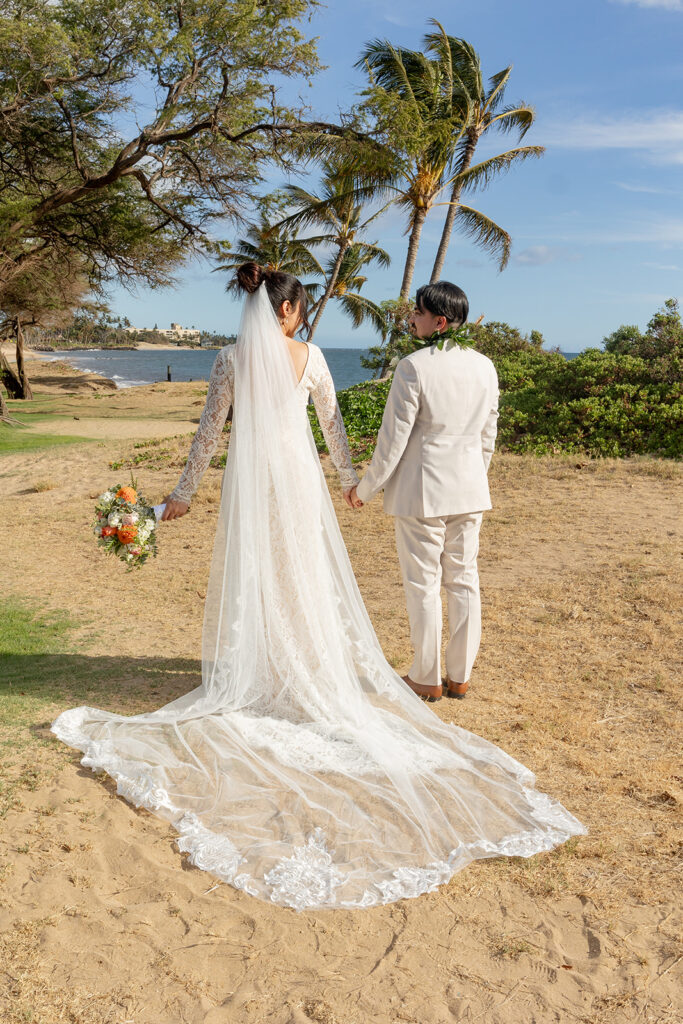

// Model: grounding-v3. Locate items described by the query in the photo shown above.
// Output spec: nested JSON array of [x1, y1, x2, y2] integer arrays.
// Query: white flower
[[122, 512, 138, 526], [99, 490, 114, 503], [108, 513, 121, 527]]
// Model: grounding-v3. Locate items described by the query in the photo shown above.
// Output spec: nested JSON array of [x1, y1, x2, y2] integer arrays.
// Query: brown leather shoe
[[402, 675, 442, 702], [445, 679, 469, 700]]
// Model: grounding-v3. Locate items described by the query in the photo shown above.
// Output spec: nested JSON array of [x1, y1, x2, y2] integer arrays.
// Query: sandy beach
[[1, 353, 681, 1024]]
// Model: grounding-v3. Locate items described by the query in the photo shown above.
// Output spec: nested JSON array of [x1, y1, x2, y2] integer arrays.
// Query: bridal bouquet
[[93, 481, 159, 569]]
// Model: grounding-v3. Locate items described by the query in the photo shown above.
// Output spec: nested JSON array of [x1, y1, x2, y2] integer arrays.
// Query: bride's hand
[[344, 486, 363, 510], [161, 495, 190, 520]]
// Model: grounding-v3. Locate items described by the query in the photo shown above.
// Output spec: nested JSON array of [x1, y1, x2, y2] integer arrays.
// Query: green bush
[[310, 305, 682, 461], [499, 349, 681, 457], [309, 378, 392, 459]]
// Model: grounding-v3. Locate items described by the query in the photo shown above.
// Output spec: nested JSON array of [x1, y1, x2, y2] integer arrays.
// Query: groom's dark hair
[[415, 281, 469, 327]]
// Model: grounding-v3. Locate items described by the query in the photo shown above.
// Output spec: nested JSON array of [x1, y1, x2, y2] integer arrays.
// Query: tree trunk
[[308, 241, 348, 340], [380, 205, 428, 377], [15, 318, 33, 399], [430, 134, 478, 284], [0, 385, 9, 421], [400, 206, 427, 301], [0, 345, 23, 398]]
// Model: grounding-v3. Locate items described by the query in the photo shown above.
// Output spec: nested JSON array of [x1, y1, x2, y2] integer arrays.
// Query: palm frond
[[276, 195, 343, 235], [303, 281, 323, 301], [338, 292, 385, 332], [296, 232, 339, 247], [284, 129, 384, 174], [454, 205, 511, 271], [452, 146, 544, 194], [282, 185, 324, 209], [485, 67, 512, 113], [424, 28, 483, 102], [356, 39, 424, 116], [488, 104, 536, 138], [358, 195, 402, 232], [212, 230, 324, 294], [353, 241, 391, 269], [424, 20, 454, 101], [276, 180, 396, 236]]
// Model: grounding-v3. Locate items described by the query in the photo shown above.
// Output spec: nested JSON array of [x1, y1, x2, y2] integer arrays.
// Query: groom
[[347, 281, 499, 702]]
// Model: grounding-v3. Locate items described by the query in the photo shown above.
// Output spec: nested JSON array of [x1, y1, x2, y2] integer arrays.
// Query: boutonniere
[[413, 324, 475, 353]]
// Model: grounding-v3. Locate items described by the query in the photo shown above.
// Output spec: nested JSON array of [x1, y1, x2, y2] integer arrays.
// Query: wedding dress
[[51, 284, 585, 911]]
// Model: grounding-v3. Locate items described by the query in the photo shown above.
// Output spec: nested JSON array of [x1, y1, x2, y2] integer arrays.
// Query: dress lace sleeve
[[308, 346, 360, 491], [169, 347, 234, 503]]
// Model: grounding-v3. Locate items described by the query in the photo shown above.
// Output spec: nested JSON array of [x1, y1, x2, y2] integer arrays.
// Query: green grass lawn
[[0, 422, 90, 454], [0, 598, 201, 818]]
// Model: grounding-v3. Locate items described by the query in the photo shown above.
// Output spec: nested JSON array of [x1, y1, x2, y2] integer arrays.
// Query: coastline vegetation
[[308, 300, 682, 460]]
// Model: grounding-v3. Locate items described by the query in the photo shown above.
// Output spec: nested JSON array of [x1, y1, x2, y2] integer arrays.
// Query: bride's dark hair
[[235, 262, 311, 339]]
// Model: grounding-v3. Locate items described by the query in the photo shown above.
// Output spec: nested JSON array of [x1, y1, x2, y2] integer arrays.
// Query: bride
[[51, 263, 585, 911]]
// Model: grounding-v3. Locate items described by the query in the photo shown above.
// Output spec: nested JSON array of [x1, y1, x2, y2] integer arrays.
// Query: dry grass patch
[[28, 478, 58, 492], [0, 376, 681, 1023]]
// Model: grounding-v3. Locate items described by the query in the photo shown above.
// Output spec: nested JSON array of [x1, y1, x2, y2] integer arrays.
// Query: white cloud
[[383, 13, 414, 26], [540, 110, 683, 163], [642, 261, 682, 270], [610, 0, 683, 9], [615, 181, 673, 194], [512, 246, 583, 266]]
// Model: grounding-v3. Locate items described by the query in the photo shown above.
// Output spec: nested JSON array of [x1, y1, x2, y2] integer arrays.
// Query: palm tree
[[273, 160, 393, 339], [316, 242, 389, 336], [214, 206, 324, 301], [357, 40, 472, 299], [357, 33, 543, 294], [424, 21, 543, 282]]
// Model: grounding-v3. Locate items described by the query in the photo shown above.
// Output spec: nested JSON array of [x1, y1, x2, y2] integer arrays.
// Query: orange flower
[[101, 525, 117, 538], [117, 524, 138, 544], [116, 486, 138, 504]]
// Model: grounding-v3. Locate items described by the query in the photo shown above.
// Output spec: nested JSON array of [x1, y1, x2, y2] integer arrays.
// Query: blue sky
[[108, 0, 683, 351]]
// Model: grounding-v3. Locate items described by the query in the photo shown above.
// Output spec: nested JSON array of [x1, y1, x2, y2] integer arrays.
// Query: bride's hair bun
[[235, 261, 264, 294], [232, 261, 311, 339]]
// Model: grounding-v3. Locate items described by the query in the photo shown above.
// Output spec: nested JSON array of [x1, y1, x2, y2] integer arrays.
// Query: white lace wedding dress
[[51, 284, 585, 911]]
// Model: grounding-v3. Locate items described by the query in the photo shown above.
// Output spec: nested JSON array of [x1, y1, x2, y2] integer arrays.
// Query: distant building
[[123, 322, 200, 343]]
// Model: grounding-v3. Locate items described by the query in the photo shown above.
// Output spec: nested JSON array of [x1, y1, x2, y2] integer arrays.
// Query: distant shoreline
[[25, 342, 374, 356], [25, 343, 586, 356], [27, 342, 219, 353]]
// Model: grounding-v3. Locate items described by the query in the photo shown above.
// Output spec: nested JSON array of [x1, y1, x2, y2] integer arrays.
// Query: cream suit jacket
[[355, 344, 499, 517]]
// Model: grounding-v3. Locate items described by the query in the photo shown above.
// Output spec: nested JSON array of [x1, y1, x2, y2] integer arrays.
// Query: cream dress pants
[[394, 512, 483, 688]]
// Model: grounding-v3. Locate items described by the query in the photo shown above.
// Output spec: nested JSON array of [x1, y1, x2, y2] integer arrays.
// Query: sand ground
[[0, 356, 681, 1023]]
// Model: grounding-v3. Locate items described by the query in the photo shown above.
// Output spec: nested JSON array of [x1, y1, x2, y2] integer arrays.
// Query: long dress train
[[51, 285, 585, 911]]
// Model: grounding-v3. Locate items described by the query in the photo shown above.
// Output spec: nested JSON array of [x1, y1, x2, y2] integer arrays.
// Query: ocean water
[[40, 345, 583, 391], [40, 347, 374, 391]]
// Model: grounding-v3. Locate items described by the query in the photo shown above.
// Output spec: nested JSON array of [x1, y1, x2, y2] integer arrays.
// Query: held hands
[[160, 495, 190, 521], [343, 486, 364, 511]]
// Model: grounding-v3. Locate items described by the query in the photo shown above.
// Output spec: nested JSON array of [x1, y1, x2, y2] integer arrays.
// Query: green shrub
[[309, 378, 392, 459], [499, 349, 681, 457], [310, 304, 682, 461]]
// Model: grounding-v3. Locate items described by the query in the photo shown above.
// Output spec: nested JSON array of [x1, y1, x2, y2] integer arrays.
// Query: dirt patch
[[0, 372, 681, 1024]]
